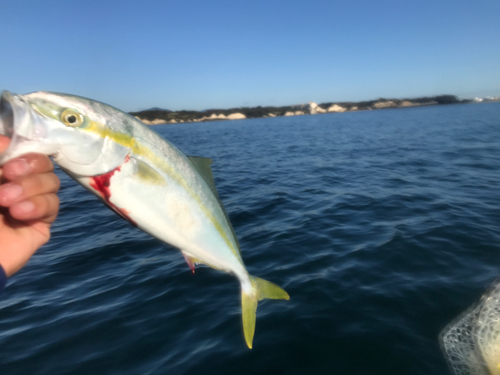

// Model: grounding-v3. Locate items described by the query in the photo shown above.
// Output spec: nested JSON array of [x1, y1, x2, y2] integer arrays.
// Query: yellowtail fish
[[0, 91, 289, 348]]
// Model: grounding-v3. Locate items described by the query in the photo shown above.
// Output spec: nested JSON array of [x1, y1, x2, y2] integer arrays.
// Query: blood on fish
[[89, 157, 137, 227]]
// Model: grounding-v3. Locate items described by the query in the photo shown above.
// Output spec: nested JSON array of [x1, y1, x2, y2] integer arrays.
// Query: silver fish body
[[0, 91, 289, 348]]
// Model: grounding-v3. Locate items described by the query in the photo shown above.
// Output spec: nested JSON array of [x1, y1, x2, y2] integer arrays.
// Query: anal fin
[[183, 253, 196, 273]]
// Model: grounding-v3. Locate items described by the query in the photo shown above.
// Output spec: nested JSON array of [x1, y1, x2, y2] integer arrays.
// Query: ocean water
[[1, 102, 500, 375]]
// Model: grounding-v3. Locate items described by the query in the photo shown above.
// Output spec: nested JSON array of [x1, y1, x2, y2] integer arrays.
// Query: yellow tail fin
[[241, 276, 290, 349]]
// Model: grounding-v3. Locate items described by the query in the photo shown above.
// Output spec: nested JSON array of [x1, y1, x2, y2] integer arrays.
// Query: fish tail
[[241, 276, 289, 349]]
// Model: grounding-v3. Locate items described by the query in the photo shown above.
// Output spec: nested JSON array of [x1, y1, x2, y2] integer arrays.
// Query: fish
[[0, 90, 289, 348]]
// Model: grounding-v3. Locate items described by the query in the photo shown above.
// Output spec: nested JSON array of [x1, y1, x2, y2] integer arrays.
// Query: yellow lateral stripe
[[85, 121, 137, 148], [84, 121, 241, 260]]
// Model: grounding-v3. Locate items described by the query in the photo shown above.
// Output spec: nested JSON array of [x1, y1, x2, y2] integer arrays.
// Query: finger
[[0, 136, 10, 181], [9, 193, 60, 223], [0, 135, 9, 153], [2, 153, 54, 180], [0, 172, 60, 207]]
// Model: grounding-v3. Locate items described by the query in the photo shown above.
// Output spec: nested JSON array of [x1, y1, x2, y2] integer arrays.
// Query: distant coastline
[[130, 95, 500, 125]]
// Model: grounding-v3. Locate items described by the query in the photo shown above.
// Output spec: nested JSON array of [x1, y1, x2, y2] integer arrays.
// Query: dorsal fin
[[187, 156, 218, 197], [187, 155, 242, 253]]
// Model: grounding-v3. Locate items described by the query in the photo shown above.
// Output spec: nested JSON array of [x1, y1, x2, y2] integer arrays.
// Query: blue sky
[[1, 0, 499, 111]]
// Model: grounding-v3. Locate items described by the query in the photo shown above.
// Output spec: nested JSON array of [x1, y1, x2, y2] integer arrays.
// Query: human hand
[[0, 135, 60, 277]]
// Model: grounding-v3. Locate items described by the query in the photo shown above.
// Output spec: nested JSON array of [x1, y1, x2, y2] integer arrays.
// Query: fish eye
[[60, 109, 84, 127]]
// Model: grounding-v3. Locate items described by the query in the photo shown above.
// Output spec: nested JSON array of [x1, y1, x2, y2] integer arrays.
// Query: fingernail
[[15, 201, 35, 214], [0, 184, 23, 204], [9, 159, 31, 176]]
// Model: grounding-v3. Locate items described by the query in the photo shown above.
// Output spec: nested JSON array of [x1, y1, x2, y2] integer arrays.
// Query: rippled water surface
[[1, 103, 500, 374]]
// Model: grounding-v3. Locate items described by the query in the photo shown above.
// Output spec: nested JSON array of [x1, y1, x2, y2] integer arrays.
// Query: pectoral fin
[[130, 157, 167, 185]]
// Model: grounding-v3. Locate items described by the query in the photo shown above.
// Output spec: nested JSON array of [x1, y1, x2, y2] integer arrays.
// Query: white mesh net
[[440, 280, 500, 375]]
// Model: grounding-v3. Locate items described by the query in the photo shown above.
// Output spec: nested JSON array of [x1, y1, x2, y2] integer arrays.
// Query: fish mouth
[[0, 91, 59, 165], [0, 90, 53, 143], [0, 91, 15, 138]]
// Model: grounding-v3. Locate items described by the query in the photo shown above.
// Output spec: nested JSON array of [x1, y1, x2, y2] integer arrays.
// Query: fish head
[[0, 91, 131, 176]]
